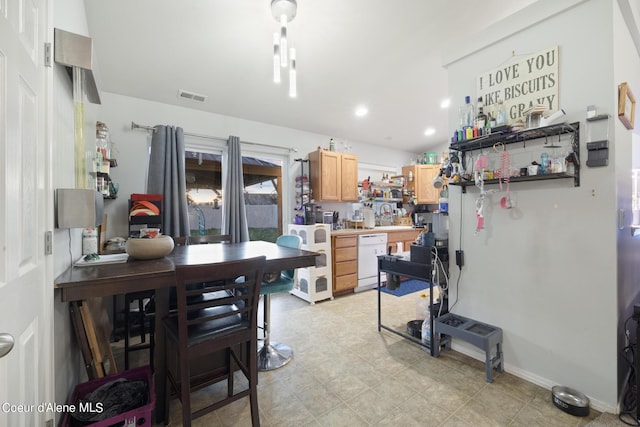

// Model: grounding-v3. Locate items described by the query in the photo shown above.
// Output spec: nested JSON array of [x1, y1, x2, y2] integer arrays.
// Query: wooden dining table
[[54, 240, 319, 422]]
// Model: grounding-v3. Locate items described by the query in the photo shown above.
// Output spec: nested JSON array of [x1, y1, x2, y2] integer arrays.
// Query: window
[[185, 151, 223, 236], [184, 150, 283, 241]]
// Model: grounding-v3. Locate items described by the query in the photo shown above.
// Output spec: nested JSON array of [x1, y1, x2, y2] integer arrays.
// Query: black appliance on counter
[[303, 203, 316, 225], [411, 204, 431, 228]]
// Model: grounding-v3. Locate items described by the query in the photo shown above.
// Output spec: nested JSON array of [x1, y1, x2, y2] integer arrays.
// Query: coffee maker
[[411, 204, 430, 228]]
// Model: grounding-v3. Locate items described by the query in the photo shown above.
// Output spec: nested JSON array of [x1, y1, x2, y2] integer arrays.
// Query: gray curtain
[[147, 125, 190, 237], [222, 136, 249, 242]]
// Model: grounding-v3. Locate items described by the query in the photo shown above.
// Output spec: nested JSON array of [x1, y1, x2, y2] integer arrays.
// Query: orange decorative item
[[361, 176, 371, 190]]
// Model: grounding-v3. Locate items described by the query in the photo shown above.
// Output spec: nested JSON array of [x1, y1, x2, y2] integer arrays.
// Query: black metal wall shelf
[[450, 122, 579, 152], [452, 172, 577, 192], [448, 121, 580, 193]]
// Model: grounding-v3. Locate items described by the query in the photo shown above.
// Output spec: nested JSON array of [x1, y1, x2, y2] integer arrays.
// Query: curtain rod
[[130, 121, 297, 153]]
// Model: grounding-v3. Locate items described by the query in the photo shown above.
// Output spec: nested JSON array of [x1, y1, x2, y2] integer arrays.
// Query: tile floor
[[116, 288, 611, 426]]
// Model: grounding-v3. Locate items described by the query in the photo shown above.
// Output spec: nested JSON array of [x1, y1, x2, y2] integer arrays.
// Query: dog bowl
[[406, 320, 423, 339], [125, 235, 174, 260], [551, 385, 590, 417]]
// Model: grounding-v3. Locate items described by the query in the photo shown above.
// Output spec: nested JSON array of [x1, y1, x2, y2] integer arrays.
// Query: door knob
[[0, 333, 15, 358]]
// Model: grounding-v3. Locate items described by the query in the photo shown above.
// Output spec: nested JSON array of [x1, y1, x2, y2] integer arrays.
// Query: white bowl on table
[[125, 235, 175, 260]]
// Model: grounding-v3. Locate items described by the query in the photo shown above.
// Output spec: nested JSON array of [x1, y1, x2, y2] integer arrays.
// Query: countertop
[[331, 225, 425, 236]]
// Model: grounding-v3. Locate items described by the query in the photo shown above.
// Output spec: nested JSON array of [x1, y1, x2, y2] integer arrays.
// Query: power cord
[[619, 314, 640, 426], [67, 229, 74, 266], [430, 246, 450, 318], [448, 186, 464, 312], [448, 269, 462, 312]]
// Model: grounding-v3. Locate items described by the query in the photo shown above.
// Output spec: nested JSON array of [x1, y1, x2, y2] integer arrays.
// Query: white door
[[0, 0, 53, 425]]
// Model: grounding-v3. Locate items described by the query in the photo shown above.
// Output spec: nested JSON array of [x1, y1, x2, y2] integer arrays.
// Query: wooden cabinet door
[[334, 273, 358, 292], [310, 151, 358, 202], [415, 165, 439, 204], [310, 150, 340, 201], [340, 154, 359, 201]]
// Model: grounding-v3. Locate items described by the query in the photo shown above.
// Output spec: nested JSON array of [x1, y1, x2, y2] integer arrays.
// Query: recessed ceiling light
[[440, 98, 451, 109], [424, 128, 436, 136], [355, 106, 368, 117]]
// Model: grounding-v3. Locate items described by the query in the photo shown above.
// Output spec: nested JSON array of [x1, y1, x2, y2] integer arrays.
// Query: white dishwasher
[[356, 233, 388, 292]]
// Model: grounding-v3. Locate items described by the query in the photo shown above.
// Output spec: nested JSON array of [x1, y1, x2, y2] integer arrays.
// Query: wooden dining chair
[[188, 234, 231, 244], [173, 234, 230, 246], [123, 234, 232, 370], [163, 256, 265, 427]]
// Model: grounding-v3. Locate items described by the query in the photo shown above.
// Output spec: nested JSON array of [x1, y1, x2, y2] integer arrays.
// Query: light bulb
[[289, 48, 296, 98], [280, 15, 288, 67], [273, 33, 281, 83]]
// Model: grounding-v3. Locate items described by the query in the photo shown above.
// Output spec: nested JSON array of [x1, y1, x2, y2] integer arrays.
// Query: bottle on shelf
[[496, 100, 507, 126], [540, 152, 549, 174], [96, 121, 110, 160], [459, 96, 475, 140], [488, 109, 497, 129], [475, 97, 487, 136]]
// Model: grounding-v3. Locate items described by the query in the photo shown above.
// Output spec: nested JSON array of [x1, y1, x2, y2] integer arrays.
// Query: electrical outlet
[[455, 250, 464, 268]]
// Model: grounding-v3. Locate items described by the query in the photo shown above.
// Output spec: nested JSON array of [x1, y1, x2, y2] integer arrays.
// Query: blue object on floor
[[379, 279, 430, 297]]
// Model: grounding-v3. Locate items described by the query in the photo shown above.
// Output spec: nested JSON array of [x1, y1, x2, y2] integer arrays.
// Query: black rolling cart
[[377, 251, 504, 382], [376, 253, 449, 357]]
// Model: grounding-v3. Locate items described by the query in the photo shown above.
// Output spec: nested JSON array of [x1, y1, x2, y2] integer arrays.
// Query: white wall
[[52, 0, 99, 415], [613, 0, 640, 405], [444, 0, 621, 411], [93, 92, 418, 239]]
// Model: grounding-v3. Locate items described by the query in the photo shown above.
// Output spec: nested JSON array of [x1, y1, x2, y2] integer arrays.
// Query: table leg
[[154, 288, 169, 423]]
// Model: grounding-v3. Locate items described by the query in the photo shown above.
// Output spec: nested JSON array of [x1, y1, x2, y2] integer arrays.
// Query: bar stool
[[258, 234, 302, 371], [123, 291, 154, 370]]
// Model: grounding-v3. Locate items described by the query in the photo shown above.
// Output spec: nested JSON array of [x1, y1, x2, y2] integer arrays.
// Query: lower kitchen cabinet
[[386, 229, 422, 254], [332, 235, 358, 294], [331, 228, 421, 295]]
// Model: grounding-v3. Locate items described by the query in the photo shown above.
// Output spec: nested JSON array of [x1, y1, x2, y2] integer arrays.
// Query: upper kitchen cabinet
[[309, 150, 358, 202], [402, 164, 439, 204]]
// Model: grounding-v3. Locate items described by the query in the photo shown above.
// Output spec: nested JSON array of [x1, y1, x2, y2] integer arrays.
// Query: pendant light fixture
[[273, 33, 281, 83], [289, 48, 296, 98], [271, 0, 297, 97]]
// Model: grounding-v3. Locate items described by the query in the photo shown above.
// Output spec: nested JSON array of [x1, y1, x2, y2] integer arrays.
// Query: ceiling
[[84, 0, 537, 153]]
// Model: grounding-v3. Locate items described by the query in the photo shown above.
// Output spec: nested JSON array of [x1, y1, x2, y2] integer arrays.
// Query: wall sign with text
[[477, 46, 559, 124]]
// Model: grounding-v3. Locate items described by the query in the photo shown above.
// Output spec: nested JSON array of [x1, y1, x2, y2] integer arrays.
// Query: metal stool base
[[258, 341, 293, 371]]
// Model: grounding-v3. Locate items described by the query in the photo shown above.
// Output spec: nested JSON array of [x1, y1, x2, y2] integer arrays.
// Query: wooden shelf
[[370, 181, 403, 188], [368, 197, 403, 203]]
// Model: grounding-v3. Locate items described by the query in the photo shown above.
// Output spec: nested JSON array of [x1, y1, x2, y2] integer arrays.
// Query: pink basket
[[61, 365, 155, 427]]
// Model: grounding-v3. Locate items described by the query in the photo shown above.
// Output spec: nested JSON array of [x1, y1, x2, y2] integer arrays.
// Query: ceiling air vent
[[178, 89, 207, 103]]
